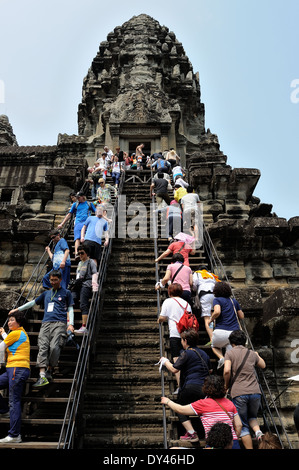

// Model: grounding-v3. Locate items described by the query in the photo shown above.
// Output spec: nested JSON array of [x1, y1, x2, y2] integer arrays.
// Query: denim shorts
[[232, 393, 261, 437]]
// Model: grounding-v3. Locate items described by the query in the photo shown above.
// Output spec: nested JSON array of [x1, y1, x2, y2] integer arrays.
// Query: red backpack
[[173, 298, 199, 334]]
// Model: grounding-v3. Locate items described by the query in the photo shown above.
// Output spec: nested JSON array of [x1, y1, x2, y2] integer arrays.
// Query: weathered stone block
[[263, 288, 299, 323], [244, 260, 273, 280]]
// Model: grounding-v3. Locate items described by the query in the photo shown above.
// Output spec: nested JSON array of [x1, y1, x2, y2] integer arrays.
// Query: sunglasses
[[78, 251, 86, 255]]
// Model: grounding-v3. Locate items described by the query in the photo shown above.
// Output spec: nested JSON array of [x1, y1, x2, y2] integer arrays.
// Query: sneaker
[[32, 376, 49, 388], [45, 370, 52, 381], [172, 387, 180, 395], [74, 326, 88, 335], [217, 357, 225, 369], [180, 431, 199, 443], [0, 434, 22, 443]]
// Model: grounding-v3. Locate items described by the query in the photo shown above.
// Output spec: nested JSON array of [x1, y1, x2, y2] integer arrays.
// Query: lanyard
[[50, 289, 57, 301]]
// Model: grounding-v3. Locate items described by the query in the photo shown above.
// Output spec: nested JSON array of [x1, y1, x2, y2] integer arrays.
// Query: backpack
[[173, 298, 199, 334], [75, 200, 93, 216]]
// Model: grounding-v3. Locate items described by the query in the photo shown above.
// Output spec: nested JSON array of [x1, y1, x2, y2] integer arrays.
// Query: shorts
[[232, 394, 262, 437], [74, 221, 85, 241], [211, 328, 233, 351], [83, 240, 102, 262], [200, 293, 214, 317], [169, 337, 182, 360]]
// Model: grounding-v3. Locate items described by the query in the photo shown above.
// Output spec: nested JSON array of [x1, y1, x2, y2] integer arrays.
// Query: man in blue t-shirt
[[10, 270, 74, 388], [42, 230, 71, 290], [81, 205, 109, 266], [57, 192, 96, 259]]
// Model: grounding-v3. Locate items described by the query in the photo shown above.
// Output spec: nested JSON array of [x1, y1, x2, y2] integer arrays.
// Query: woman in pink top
[[155, 253, 193, 304], [161, 375, 242, 449]]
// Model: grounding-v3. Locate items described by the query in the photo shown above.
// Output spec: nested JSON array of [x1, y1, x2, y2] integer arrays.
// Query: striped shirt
[[190, 397, 238, 439]]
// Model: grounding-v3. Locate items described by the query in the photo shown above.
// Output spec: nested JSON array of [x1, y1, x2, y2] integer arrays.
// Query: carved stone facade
[[0, 14, 299, 445], [78, 14, 205, 165]]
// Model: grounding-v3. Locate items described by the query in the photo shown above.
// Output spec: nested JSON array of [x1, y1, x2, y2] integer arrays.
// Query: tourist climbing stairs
[[0, 178, 117, 449], [78, 169, 210, 449]]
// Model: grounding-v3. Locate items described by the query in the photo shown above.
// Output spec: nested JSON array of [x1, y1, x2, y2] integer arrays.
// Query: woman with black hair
[[155, 253, 193, 304], [224, 329, 266, 449], [161, 375, 242, 449], [0, 311, 30, 443], [210, 282, 244, 369], [159, 329, 212, 443]]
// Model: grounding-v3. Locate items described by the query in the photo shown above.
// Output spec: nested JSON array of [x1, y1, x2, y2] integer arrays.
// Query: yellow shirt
[[174, 187, 187, 202], [4, 327, 30, 369]]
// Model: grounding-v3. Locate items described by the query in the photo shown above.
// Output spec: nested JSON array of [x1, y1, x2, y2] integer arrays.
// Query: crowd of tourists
[[0, 143, 296, 449]]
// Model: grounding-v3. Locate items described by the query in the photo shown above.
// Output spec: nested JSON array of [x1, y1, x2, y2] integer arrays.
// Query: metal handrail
[[4, 190, 83, 326], [57, 171, 125, 448], [150, 170, 169, 450], [201, 219, 293, 448]]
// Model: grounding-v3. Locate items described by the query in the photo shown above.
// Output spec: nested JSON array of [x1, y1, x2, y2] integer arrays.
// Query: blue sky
[[0, 0, 298, 220]]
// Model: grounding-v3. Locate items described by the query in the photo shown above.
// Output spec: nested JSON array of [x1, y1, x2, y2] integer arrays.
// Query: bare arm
[[58, 212, 71, 229], [210, 304, 221, 323], [81, 225, 87, 242], [237, 309, 244, 320], [60, 249, 70, 269], [161, 397, 195, 416], [162, 359, 180, 375], [223, 359, 232, 390], [233, 414, 242, 437], [256, 352, 266, 369], [155, 248, 171, 263]]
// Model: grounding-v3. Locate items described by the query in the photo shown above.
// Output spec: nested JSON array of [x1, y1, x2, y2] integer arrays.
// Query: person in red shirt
[[161, 375, 242, 448], [155, 239, 195, 267]]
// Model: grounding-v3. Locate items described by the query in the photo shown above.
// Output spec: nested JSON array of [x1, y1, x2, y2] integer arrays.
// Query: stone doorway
[[128, 141, 151, 157]]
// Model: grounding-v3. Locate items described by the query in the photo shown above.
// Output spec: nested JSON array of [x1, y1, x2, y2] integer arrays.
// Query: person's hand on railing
[[155, 280, 164, 290], [92, 282, 99, 292], [155, 357, 169, 373]]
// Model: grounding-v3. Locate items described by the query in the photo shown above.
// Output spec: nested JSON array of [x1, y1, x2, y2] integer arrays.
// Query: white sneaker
[[74, 326, 87, 335], [0, 434, 22, 443]]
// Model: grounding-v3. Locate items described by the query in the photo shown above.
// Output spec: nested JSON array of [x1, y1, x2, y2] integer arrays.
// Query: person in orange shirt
[[0, 312, 30, 443]]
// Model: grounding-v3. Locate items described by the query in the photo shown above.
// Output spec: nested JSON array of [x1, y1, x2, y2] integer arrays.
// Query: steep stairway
[[80, 170, 213, 449], [81, 174, 165, 448]]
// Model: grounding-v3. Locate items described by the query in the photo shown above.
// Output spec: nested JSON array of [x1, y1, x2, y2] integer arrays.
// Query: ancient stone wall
[[0, 13, 299, 444]]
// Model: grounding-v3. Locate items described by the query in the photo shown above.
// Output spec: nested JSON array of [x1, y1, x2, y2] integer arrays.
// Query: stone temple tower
[[78, 14, 205, 163], [0, 15, 299, 442]]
